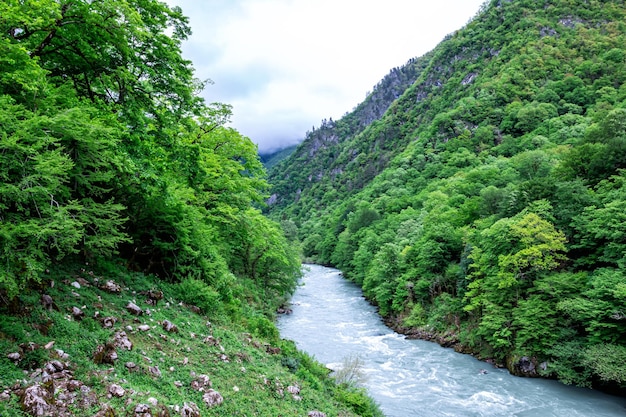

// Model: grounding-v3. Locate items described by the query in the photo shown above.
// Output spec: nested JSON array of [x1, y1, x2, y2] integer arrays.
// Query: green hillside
[[268, 0, 626, 393], [0, 1, 381, 415]]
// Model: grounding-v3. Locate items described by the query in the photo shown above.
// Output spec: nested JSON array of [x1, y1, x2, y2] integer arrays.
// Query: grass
[[0, 260, 384, 416]]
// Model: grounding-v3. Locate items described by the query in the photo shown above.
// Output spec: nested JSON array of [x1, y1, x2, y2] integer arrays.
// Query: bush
[[583, 344, 626, 385], [334, 385, 384, 417], [246, 314, 279, 342], [403, 303, 426, 328], [332, 353, 367, 387], [174, 278, 223, 316]]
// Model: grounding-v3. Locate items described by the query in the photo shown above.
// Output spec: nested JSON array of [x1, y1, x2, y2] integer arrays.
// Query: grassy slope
[[0, 261, 381, 416]]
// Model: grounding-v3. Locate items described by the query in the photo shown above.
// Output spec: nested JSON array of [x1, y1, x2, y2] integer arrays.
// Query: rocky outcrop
[[507, 355, 548, 377]]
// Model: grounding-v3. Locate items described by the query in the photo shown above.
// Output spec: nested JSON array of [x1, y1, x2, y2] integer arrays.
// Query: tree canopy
[[0, 0, 300, 310]]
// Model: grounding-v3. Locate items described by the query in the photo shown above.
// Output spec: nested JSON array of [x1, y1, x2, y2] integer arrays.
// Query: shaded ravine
[[277, 264, 626, 417]]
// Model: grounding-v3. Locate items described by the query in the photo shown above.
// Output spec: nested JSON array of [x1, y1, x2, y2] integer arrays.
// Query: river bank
[[379, 298, 626, 396]]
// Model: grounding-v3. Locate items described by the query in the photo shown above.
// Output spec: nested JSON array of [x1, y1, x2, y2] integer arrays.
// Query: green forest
[[0, 1, 385, 415], [0, 0, 303, 303], [267, 0, 626, 393]]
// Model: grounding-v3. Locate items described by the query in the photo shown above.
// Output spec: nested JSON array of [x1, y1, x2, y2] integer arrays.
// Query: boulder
[[113, 331, 133, 351], [126, 302, 143, 316], [509, 355, 539, 377], [162, 320, 178, 333], [181, 402, 201, 417], [108, 384, 125, 398], [202, 389, 223, 408], [101, 280, 121, 293], [277, 306, 293, 314], [21, 384, 54, 417]]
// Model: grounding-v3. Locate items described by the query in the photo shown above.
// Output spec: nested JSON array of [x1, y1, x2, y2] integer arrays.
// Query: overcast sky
[[165, 0, 486, 153]]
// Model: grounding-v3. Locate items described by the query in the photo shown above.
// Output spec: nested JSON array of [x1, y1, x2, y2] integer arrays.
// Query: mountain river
[[276, 264, 626, 417]]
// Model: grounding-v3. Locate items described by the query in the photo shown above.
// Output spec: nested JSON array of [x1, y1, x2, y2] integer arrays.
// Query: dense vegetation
[[268, 0, 626, 393], [0, 0, 300, 304], [0, 1, 382, 415]]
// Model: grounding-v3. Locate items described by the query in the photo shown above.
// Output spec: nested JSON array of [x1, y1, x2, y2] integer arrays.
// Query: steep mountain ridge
[[269, 0, 625, 218], [266, 51, 434, 210]]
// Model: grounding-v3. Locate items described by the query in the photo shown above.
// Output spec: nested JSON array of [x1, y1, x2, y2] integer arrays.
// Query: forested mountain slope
[[266, 51, 434, 209], [268, 0, 626, 392]]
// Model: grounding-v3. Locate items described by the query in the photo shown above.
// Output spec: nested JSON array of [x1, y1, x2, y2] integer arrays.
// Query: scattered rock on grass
[[134, 403, 151, 415], [100, 316, 117, 328], [113, 331, 133, 351], [202, 389, 223, 408], [190, 375, 211, 391], [72, 306, 84, 320], [21, 384, 53, 416], [108, 384, 125, 398], [181, 402, 201, 417], [149, 365, 161, 378], [145, 289, 163, 306], [93, 343, 117, 365], [101, 280, 121, 293], [126, 302, 143, 316], [203, 336, 219, 346], [162, 320, 178, 333], [41, 294, 57, 311]]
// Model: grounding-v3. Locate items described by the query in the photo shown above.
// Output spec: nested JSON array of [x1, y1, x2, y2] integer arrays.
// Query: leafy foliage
[[0, 0, 300, 309]]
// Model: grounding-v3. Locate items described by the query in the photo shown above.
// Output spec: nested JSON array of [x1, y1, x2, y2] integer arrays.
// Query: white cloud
[[166, 0, 486, 153]]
